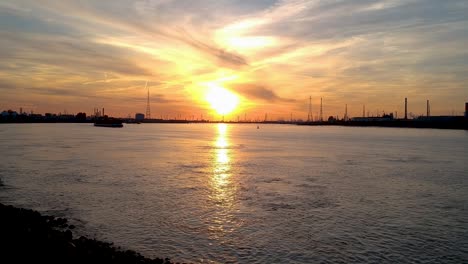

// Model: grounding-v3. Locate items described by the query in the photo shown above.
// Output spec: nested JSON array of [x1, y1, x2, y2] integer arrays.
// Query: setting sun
[[205, 86, 239, 115]]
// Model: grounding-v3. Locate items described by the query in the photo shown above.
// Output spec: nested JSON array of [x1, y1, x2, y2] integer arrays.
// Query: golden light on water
[[212, 123, 232, 196], [216, 148, 230, 164], [217, 123, 228, 137], [208, 123, 238, 237]]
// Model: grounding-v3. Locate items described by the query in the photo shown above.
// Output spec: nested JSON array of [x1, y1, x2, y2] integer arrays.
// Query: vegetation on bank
[[0, 203, 182, 264]]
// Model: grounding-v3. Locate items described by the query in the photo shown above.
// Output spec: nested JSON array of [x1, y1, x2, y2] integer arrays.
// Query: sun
[[205, 85, 239, 115]]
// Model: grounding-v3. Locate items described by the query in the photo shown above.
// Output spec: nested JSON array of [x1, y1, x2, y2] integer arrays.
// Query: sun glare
[[226, 36, 276, 50], [205, 86, 239, 115]]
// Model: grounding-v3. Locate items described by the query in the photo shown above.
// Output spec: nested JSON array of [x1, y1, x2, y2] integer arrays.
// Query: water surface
[[0, 123, 467, 263]]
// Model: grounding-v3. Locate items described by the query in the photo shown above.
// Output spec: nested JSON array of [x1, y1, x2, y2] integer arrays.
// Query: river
[[0, 123, 467, 263]]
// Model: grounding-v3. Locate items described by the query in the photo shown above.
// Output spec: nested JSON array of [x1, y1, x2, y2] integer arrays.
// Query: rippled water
[[0, 123, 467, 263]]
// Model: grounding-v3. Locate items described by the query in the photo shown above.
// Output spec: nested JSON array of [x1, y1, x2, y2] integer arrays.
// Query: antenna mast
[[145, 81, 151, 119]]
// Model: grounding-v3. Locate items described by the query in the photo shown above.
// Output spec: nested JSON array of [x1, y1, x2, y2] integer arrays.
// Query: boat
[[94, 118, 123, 128]]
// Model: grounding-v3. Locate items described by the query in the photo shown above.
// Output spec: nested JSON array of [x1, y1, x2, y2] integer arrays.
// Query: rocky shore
[[0, 203, 180, 264]]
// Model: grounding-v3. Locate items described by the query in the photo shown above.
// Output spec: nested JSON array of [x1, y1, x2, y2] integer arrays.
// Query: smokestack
[[320, 97, 323, 122], [465, 102, 468, 118], [427, 100, 430, 117], [102, 108, 105, 117], [345, 104, 348, 121], [405, 98, 408, 120]]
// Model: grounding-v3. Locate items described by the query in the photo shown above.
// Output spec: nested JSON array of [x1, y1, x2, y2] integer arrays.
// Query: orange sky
[[1, 0, 467, 120]]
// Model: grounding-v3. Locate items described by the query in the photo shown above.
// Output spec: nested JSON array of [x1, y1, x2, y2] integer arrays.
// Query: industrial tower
[[320, 97, 323, 122], [427, 100, 430, 117], [404, 98, 408, 120], [344, 104, 348, 121], [465, 102, 468, 118], [308, 96, 312, 122], [145, 81, 151, 119]]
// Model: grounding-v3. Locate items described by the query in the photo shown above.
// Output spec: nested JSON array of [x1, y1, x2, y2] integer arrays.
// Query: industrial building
[[135, 113, 145, 121]]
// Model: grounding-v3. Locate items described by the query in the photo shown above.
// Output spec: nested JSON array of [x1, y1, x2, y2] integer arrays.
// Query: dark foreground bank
[[0, 203, 181, 264]]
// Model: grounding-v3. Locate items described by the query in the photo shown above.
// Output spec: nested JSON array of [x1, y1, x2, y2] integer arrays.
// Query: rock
[[0, 203, 181, 264]]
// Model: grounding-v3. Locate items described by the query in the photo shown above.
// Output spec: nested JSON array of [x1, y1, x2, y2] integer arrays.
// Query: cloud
[[1, 0, 468, 116], [23, 87, 91, 98], [124, 94, 179, 104], [176, 28, 248, 67], [0, 80, 19, 92], [11, 0, 249, 69], [236, 84, 296, 103], [0, 31, 155, 78]]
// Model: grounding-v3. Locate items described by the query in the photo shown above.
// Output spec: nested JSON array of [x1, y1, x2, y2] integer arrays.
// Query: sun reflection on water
[[208, 123, 239, 238]]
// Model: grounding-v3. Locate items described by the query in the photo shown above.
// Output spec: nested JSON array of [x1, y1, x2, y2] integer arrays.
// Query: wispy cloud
[[236, 84, 296, 103]]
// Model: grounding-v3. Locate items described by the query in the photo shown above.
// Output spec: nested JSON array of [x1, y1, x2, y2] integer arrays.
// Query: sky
[[1, 0, 467, 120]]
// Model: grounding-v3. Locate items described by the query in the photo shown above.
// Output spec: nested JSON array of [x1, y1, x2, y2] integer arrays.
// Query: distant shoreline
[[1, 119, 467, 130], [297, 119, 468, 130], [0, 202, 179, 264]]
